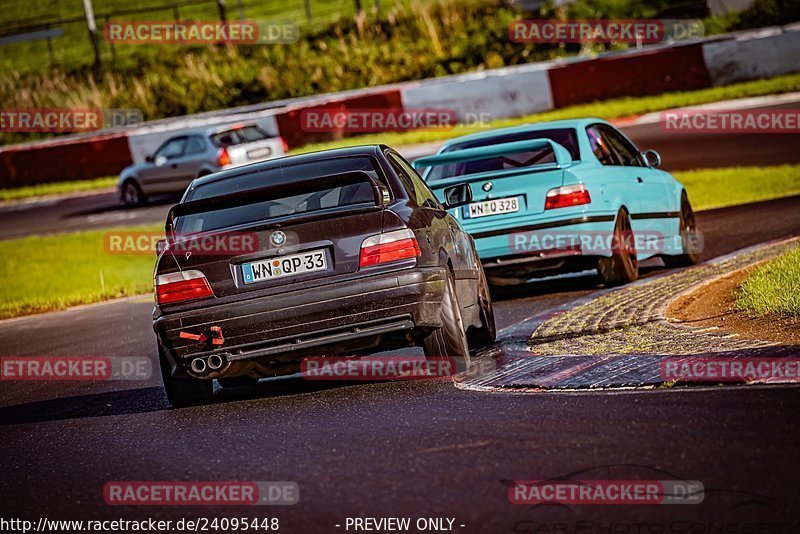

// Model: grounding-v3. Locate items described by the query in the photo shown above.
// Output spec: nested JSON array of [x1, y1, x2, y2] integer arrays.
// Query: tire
[[121, 180, 146, 207], [423, 272, 471, 373], [467, 266, 496, 349], [663, 192, 701, 267], [159, 346, 214, 407], [597, 208, 639, 287]]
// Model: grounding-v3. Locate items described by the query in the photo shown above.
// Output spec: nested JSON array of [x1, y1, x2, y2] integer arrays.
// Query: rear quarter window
[[211, 126, 270, 146]]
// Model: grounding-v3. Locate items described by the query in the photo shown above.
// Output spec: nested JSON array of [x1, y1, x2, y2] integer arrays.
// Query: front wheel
[[597, 208, 639, 287], [423, 272, 471, 373], [159, 346, 214, 407], [121, 180, 146, 207]]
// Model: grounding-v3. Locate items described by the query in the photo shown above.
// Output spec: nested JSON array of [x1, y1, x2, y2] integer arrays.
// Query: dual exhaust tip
[[190, 354, 225, 374]]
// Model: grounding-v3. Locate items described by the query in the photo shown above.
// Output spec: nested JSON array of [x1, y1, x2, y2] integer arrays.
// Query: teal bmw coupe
[[413, 119, 701, 286]]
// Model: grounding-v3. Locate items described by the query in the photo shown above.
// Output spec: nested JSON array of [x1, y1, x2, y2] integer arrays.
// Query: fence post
[[216, 0, 227, 23], [106, 16, 116, 63], [304, 0, 312, 21], [82, 0, 102, 69], [44, 23, 55, 65]]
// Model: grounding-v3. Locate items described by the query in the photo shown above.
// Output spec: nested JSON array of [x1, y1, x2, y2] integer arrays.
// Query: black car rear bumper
[[155, 267, 447, 377]]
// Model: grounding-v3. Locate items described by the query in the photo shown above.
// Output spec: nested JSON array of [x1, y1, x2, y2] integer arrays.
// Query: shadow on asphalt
[[0, 376, 410, 425], [490, 265, 666, 302]]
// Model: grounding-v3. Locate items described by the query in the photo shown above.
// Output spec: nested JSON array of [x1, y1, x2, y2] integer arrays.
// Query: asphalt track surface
[[1, 103, 799, 530], [1, 100, 799, 240]]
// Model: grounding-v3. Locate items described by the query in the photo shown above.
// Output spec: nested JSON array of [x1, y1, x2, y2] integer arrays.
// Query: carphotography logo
[[661, 109, 800, 133], [103, 20, 298, 45], [103, 481, 299, 505], [0, 108, 143, 133], [300, 108, 457, 133], [509, 19, 704, 44]]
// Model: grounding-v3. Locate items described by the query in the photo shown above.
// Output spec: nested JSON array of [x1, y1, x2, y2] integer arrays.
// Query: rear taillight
[[217, 147, 231, 167], [359, 229, 421, 268], [155, 270, 213, 305], [280, 136, 289, 154], [545, 184, 591, 210]]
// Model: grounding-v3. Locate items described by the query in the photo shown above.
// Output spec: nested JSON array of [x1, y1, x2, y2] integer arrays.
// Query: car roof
[[439, 118, 610, 149], [188, 144, 386, 191]]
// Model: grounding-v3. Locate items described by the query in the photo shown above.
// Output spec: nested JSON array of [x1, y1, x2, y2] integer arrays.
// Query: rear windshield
[[176, 157, 381, 233], [211, 125, 270, 146], [425, 128, 579, 182]]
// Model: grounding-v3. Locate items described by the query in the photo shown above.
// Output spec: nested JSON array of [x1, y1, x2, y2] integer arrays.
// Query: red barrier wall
[[275, 89, 404, 149], [548, 44, 713, 109], [0, 134, 132, 188]]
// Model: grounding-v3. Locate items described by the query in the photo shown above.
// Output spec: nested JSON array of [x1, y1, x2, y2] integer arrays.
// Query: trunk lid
[[160, 171, 387, 300]]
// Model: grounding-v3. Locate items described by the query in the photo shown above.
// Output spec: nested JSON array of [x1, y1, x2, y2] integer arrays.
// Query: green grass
[[291, 73, 800, 155], [0, 176, 117, 202], [735, 247, 800, 317], [675, 164, 800, 211], [1, 164, 799, 319], [0, 0, 403, 72], [0, 225, 161, 319]]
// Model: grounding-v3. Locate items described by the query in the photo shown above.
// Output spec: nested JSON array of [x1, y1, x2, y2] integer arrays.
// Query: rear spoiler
[[412, 138, 574, 171], [165, 170, 389, 238]]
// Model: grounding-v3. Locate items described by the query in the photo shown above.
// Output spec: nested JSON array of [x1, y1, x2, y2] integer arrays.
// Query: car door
[[597, 124, 675, 241], [139, 136, 188, 194], [169, 135, 209, 192]]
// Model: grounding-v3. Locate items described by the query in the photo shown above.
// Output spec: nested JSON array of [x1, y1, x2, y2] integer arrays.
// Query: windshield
[[211, 125, 270, 146], [425, 128, 580, 181], [175, 156, 381, 233]]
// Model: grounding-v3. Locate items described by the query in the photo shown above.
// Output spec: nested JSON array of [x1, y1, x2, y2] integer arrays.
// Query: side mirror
[[442, 183, 473, 209], [155, 238, 167, 256], [641, 149, 661, 168], [145, 154, 154, 163]]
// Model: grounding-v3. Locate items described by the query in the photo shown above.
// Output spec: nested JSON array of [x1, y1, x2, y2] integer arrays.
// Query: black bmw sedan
[[154, 145, 495, 406]]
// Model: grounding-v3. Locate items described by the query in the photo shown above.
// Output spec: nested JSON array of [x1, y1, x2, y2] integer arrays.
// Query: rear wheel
[[597, 208, 639, 287], [423, 272, 471, 373], [467, 266, 496, 349], [121, 180, 146, 207], [159, 346, 214, 407], [663, 192, 701, 267]]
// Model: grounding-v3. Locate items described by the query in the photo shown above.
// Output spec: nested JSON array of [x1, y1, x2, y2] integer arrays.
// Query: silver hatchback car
[[118, 123, 287, 206]]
